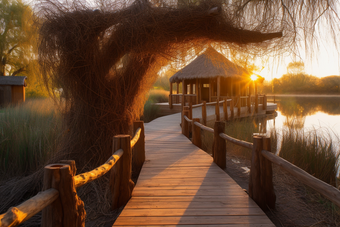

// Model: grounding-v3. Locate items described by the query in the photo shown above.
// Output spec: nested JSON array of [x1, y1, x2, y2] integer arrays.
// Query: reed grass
[[279, 128, 339, 186], [0, 98, 62, 178], [202, 117, 338, 186]]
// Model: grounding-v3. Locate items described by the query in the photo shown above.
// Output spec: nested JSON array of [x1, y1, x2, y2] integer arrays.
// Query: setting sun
[[251, 74, 258, 81]]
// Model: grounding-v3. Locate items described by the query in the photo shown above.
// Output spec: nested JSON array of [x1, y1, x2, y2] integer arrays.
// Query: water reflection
[[277, 96, 340, 116], [267, 96, 340, 151]]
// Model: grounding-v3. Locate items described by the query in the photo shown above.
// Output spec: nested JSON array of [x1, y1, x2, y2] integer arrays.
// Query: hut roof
[[169, 47, 249, 83], [0, 76, 27, 86]]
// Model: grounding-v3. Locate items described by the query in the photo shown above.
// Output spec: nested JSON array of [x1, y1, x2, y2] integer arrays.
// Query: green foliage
[[261, 61, 340, 94], [141, 89, 169, 122], [279, 129, 339, 186], [0, 98, 62, 178], [0, 0, 38, 77], [287, 61, 305, 75], [147, 89, 169, 103]]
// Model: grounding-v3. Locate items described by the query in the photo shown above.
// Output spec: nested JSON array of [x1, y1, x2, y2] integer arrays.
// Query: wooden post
[[188, 101, 193, 135], [42, 163, 85, 227], [181, 80, 187, 125], [182, 107, 190, 138], [262, 136, 276, 209], [176, 82, 179, 94], [217, 76, 221, 101], [169, 82, 173, 109], [213, 121, 226, 169], [255, 81, 258, 113], [223, 99, 228, 121], [263, 95, 267, 110], [255, 94, 259, 113], [249, 136, 265, 210], [195, 79, 199, 104], [237, 96, 241, 117], [111, 135, 134, 209], [215, 99, 220, 121], [192, 118, 201, 148], [202, 101, 207, 125], [247, 94, 251, 113], [209, 79, 212, 102], [132, 121, 145, 175], [230, 97, 234, 119]]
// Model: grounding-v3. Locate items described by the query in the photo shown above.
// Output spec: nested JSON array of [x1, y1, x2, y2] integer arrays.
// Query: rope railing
[[74, 149, 123, 188], [130, 127, 141, 148], [194, 121, 213, 133], [0, 189, 59, 227], [219, 133, 253, 150], [0, 121, 145, 227], [183, 115, 193, 123]]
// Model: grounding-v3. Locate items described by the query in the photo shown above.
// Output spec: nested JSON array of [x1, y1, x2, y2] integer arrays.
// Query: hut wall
[[12, 85, 25, 104], [220, 77, 231, 96], [0, 85, 12, 107], [200, 79, 210, 102]]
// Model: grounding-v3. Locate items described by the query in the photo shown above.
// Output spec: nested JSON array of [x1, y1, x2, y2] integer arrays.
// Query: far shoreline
[[266, 93, 340, 98]]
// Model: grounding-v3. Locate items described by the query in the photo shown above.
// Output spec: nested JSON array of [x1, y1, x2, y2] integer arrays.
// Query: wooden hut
[[0, 76, 27, 106], [169, 47, 258, 107]]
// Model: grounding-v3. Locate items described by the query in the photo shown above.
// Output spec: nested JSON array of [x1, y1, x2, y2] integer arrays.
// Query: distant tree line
[[261, 62, 340, 94]]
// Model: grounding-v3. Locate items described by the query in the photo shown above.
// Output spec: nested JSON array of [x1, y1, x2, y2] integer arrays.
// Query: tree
[[0, 0, 38, 77], [287, 61, 305, 75]]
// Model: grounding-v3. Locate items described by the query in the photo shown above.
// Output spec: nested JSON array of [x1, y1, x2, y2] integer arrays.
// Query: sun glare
[[251, 75, 258, 81]]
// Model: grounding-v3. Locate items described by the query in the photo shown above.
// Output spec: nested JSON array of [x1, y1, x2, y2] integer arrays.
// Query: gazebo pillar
[[169, 82, 173, 109], [230, 78, 233, 97], [182, 79, 187, 125], [176, 82, 179, 94], [217, 76, 221, 102], [209, 78, 212, 102], [195, 79, 199, 104]]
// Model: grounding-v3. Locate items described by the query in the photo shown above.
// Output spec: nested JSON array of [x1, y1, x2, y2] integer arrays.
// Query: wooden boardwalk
[[113, 113, 274, 226]]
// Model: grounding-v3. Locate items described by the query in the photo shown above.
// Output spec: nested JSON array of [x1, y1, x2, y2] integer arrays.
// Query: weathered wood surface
[[113, 113, 274, 226], [0, 189, 59, 227]]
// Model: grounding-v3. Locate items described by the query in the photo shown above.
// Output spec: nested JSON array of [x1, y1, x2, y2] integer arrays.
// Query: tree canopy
[[0, 0, 38, 77]]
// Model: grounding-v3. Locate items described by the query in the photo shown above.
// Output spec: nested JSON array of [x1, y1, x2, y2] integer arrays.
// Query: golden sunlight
[[251, 74, 258, 81]]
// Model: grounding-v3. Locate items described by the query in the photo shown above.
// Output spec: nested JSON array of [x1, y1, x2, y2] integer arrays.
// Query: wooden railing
[[0, 121, 145, 227], [183, 95, 267, 126], [182, 114, 340, 210]]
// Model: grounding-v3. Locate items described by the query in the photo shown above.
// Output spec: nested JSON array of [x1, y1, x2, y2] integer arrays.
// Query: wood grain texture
[[113, 113, 274, 226]]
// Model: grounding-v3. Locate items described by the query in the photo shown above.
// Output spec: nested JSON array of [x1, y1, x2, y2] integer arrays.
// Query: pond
[[267, 95, 340, 149]]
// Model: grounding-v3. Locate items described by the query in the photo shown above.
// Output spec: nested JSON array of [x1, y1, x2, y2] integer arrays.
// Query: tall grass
[[0, 98, 62, 178], [279, 129, 339, 186]]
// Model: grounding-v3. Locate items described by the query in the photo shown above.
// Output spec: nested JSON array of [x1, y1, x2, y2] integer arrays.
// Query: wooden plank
[[113, 112, 274, 226], [114, 216, 274, 225], [119, 208, 266, 216], [114, 225, 275, 227]]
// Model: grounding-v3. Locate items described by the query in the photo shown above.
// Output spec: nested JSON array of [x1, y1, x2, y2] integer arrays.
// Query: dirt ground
[[225, 152, 340, 227]]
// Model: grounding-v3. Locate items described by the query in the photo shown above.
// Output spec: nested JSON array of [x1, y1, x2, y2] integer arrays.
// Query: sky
[[257, 46, 340, 81]]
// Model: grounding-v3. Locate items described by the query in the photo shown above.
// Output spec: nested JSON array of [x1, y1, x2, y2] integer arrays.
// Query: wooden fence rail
[[0, 121, 145, 227], [181, 111, 340, 211]]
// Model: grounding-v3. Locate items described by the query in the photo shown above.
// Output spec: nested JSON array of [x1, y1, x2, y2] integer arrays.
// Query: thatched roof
[[0, 76, 27, 86], [170, 47, 249, 83]]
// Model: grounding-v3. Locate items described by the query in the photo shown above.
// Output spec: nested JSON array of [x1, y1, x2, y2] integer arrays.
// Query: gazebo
[[169, 47, 258, 108]]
